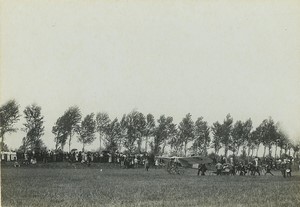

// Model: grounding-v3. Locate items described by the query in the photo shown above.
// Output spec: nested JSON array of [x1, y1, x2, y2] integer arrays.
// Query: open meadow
[[1, 163, 300, 207]]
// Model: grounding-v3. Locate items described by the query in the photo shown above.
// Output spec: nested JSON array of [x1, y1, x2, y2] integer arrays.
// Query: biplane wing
[[156, 156, 213, 168]]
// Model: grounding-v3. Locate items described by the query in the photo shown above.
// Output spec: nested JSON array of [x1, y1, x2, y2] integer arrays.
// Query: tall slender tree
[[231, 120, 244, 156], [77, 113, 96, 152], [151, 115, 176, 155], [104, 118, 122, 152], [144, 114, 155, 152], [211, 121, 222, 155], [23, 104, 45, 151], [221, 114, 233, 157], [122, 111, 146, 153], [250, 128, 261, 157], [96, 112, 110, 152], [52, 116, 68, 151], [259, 118, 277, 157], [243, 119, 253, 157], [63, 106, 82, 152], [178, 113, 195, 156], [0, 100, 20, 151], [191, 117, 210, 156]]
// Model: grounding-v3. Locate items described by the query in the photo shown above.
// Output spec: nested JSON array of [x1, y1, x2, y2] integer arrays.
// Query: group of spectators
[[11, 150, 154, 168]]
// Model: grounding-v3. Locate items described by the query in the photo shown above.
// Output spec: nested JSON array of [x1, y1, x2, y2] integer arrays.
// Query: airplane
[[155, 155, 213, 175]]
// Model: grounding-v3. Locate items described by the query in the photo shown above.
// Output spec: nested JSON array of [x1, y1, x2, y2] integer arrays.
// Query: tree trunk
[[99, 134, 102, 152], [275, 145, 278, 159], [82, 143, 85, 152], [288, 149, 291, 156], [237, 146, 240, 156], [280, 148, 282, 158], [247, 146, 251, 157], [145, 136, 149, 152], [263, 145, 266, 158], [161, 140, 167, 155], [256, 144, 260, 157], [184, 141, 188, 156], [68, 134, 71, 153], [137, 138, 142, 153], [1, 135, 4, 151], [224, 145, 228, 157], [268, 145, 272, 157]]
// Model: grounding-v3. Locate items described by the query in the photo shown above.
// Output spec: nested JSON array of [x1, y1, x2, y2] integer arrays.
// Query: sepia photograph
[[1, 0, 300, 206]]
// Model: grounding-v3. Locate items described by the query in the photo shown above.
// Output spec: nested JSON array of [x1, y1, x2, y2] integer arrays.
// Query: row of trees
[[1, 100, 299, 159]]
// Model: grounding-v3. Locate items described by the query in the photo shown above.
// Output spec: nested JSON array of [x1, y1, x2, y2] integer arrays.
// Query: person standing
[[155, 159, 159, 169], [286, 160, 292, 177], [265, 164, 274, 176], [134, 157, 138, 168], [145, 159, 150, 171], [198, 163, 207, 176], [216, 162, 223, 175], [281, 160, 287, 178]]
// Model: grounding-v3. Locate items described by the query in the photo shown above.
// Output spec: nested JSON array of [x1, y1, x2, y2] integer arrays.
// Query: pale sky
[[1, 0, 300, 151]]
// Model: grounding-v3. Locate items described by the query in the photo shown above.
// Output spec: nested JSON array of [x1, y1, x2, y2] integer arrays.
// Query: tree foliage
[[220, 114, 233, 157], [22, 104, 45, 151], [0, 99, 20, 150], [178, 113, 195, 156], [144, 113, 155, 152], [151, 115, 176, 155], [211, 121, 222, 155], [191, 117, 210, 156], [104, 118, 122, 152], [77, 113, 96, 151], [63, 106, 82, 152], [122, 111, 146, 153], [96, 112, 110, 151], [52, 116, 68, 151]]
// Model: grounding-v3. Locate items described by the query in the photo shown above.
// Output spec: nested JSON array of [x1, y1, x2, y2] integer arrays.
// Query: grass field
[[1, 163, 300, 207]]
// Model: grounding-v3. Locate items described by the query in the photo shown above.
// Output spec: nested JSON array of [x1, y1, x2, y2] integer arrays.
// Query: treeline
[[0, 100, 299, 158]]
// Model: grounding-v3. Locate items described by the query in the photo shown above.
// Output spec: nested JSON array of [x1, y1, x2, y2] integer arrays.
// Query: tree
[[168, 130, 182, 155], [96, 112, 110, 152], [122, 111, 146, 153], [211, 121, 222, 155], [0, 100, 20, 151], [231, 120, 244, 156], [243, 119, 253, 157], [63, 106, 82, 152], [275, 128, 288, 158], [250, 128, 261, 157], [151, 115, 176, 155], [191, 117, 210, 156], [144, 114, 155, 152], [291, 141, 300, 158], [23, 104, 45, 151], [178, 113, 195, 156], [104, 118, 122, 152], [77, 113, 96, 151], [220, 114, 233, 157], [259, 118, 277, 158], [52, 116, 69, 151]]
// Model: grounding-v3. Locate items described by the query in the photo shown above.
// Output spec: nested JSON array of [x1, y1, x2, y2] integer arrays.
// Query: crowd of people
[[9, 149, 154, 169], [3, 149, 298, 178], [196, 157, 295, 178]]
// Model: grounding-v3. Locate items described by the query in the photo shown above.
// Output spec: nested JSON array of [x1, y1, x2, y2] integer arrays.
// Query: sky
[[1, 0, 300, 151]]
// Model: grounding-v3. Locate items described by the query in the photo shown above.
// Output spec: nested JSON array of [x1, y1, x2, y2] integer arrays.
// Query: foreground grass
[[1, 164, 300, 207]]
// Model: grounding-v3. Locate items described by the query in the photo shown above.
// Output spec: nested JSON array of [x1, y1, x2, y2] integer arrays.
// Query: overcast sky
[[1, 0, 300, 151]]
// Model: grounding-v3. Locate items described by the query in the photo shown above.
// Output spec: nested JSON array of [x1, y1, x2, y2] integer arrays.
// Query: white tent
[[1, 151, 17, 161]]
